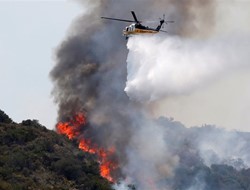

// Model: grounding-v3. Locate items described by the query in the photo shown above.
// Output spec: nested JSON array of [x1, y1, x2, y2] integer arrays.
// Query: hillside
[[0, 110, 113, 190], [1, 110, 250, 190], [156, 117, 250, 190]]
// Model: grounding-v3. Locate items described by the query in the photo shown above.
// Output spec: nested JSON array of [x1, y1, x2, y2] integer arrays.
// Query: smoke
[[50, 0, 250, 189], [125, 34, 250, 102], [186, 171, 206, 190]]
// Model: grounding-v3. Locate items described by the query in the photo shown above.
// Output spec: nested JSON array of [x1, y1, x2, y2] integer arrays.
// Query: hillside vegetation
[[0, 110, 112, 190], [1, 110, 250, 190]]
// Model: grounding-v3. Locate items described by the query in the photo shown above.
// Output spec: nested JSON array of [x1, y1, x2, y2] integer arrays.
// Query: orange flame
[[78, 138, 117, 182], [56, 113, 86, 139], [56, 113, 117, 182]]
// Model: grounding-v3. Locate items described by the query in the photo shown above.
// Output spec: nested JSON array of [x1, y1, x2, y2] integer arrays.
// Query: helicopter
[[101, 11, 174, 39]]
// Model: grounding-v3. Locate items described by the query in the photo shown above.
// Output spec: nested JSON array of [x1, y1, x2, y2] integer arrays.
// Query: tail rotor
[[160, 14, 174, 29]]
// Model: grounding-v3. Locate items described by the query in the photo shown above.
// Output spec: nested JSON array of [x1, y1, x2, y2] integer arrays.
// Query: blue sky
[[0, 1, 82, 129]]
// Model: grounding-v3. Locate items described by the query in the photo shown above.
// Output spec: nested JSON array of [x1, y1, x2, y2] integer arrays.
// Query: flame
[[56, 113, 86, 139], [100, 156, 117, 182], [56, 113, 117, 182], [99, 148, 117, 182], [78, 138, 117, 182], [79, 139, 96, 154]]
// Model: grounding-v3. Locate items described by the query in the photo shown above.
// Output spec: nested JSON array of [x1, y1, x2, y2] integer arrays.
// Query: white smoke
[[197, 128, 250, 169], [113, 182, 130, 190], [125, 34, 250, 102], [121, 119, 179, 190], [124, 0, 250, 130], [119, 2, 250, 188]]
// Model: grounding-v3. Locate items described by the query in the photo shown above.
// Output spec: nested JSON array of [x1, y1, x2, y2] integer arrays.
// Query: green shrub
[[52, 158, 82, 180], [0, 110, 12, 124]]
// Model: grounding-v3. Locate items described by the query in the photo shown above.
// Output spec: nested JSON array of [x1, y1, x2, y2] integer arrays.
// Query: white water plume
[[125, 34, 250, 102]]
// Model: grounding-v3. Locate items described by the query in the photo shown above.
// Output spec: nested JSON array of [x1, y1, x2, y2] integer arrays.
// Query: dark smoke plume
[[51, 0, 216, 141], [50, 0, 219, 189]]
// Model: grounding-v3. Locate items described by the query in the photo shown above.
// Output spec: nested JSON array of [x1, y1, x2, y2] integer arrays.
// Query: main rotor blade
[[101, 17, 135, 23], [131, 11, 140, 23]]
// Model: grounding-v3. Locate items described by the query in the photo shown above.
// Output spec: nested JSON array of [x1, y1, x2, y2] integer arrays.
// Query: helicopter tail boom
[[156, 20, 165, 31], [155, 14, 174, 31]]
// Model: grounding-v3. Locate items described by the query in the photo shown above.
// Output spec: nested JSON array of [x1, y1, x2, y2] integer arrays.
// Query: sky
[[0, 0, 250, 132], [0, 0, 82, 129]]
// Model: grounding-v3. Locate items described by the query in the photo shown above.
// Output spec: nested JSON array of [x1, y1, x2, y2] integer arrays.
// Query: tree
[[0, 110, 12, 124]]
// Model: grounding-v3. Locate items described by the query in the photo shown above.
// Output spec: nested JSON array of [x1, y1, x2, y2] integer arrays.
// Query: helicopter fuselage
[[123, 23, 158, 37]]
